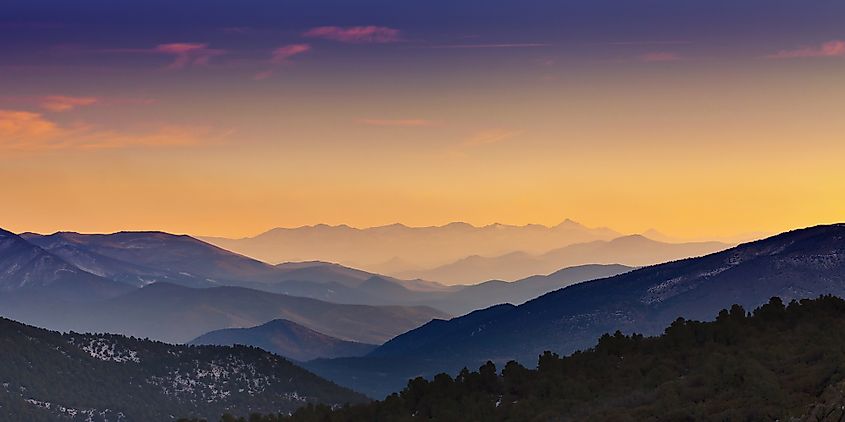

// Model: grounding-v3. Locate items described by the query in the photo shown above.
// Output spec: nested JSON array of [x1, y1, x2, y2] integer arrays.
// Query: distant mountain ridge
[[306, 224, 845, 398], [20, 231, 453, 306], [0, 228, 635, 353], [396, 235, 732, 284], [412, 264, 633, 314], [190, 319, 377, 362], [0, 282, 448, 345], [9, 228, 638, 315], [201, 220, 621, 273], [0, 229, 132, 301]]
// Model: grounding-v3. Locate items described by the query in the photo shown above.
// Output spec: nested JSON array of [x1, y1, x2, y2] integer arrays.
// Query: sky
[[1, 0, 844, 239]]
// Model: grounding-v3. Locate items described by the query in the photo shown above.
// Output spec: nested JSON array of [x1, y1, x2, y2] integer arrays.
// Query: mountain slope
[[0, 316, 365, 422], [22, 231, 451, 305], [0, 282, 448, 345], [288, 296, 845, 421], [16, 230, 629, 313], [306, 224, 845, 398], [422, 264, 632, 314], [21, 231, 284, 288], [202, 220, 620, 273], [0, 229, 131, 301], [190, 319, 377, 362], [398, 235, 731, 284]]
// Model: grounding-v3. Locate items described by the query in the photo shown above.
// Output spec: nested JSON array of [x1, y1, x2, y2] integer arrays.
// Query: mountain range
[[305, 224, 845, 398], [0, 282, 447, 345], [0, 229, 132, 301], [21, 231, 445, 292], [395, 235, 731, 284], [407, 264, 632, 314], [201, 220, 621, 273], [0, 316, 365, 421], [0, 227, 640, 359], [2, 227, 638, 312]]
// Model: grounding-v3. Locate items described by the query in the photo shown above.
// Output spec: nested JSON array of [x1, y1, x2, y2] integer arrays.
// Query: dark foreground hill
[[306, 224, 845, 398], [190, 319, 377, 361], [242, 296, 845, 421], [0, 317, 366, 422]]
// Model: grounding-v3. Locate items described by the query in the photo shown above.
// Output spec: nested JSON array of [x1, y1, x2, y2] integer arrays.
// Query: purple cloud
[[304, 26, 401, 43], [254, 44, 311, 80], [768, 40, 845, 59], [153, 43, 226, 69]]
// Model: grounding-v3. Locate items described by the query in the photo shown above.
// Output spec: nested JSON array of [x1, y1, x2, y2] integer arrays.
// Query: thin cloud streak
[[602, 41, 691, 46], [429, 43, 550, 49], [304, 26, 401, 43], [154, 43, 226, 69], [0, 109, 216, 152], [768, 40, 845, 59], [1, 95, 156, 111], [464, 128, 521, 147], [99, 43, 226, 69], [40, 95, 99, 112], [359, 119, 434, 127], [254, 44, 311, 80], [270, 44, 311, 63], [445, 128, 523, 158]]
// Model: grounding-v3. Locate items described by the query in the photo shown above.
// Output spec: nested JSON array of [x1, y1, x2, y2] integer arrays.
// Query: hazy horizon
[[2, 0, 844, 241], [4, 218, 775, 245]]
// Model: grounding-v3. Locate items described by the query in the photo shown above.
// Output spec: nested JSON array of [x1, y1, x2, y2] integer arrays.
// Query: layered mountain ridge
[[202, 220, 622, 273], [306, 224, 845, 398]]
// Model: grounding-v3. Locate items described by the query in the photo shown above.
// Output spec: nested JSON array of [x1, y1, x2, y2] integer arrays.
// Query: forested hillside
[[218, 295, 845, 421], [0, 318, 366, 421]]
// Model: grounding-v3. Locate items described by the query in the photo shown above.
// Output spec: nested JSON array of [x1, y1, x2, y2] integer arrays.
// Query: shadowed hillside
[[0, 317, 366, 422], [190, 319, 377, 362], [306, 224, 845, 398], [244, 296, 845, 421]]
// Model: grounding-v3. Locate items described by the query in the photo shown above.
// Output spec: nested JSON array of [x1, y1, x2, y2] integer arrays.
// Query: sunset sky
[[1, 0, 844, 239]]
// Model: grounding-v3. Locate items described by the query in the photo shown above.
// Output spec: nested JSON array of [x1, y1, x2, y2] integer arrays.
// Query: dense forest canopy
[[193, 295, 845, 421]]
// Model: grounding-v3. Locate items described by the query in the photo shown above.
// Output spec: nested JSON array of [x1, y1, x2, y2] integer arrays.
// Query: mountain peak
[[554, 219, 584, 228], [443, 222, 474, 229]]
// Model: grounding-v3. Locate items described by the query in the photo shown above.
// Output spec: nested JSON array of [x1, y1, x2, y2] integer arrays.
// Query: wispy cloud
[[768, 40, 845, 59], [154, 43, 226, 69], [429, 43, 549, 49], [445, 128, 522, 158], [0, 109, 216, 152], [40, 95, 99, 112], [271, 44, 311, 63], [1, 95, 155, 112], [464, 128, 521, 147], [359, 119, 434, 127], [254, 44, 311, 80], [640, 52, 682, 62], [603, 41, 691, 46], [101, 43, 226, 69], [304, 26, 401, 44]]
